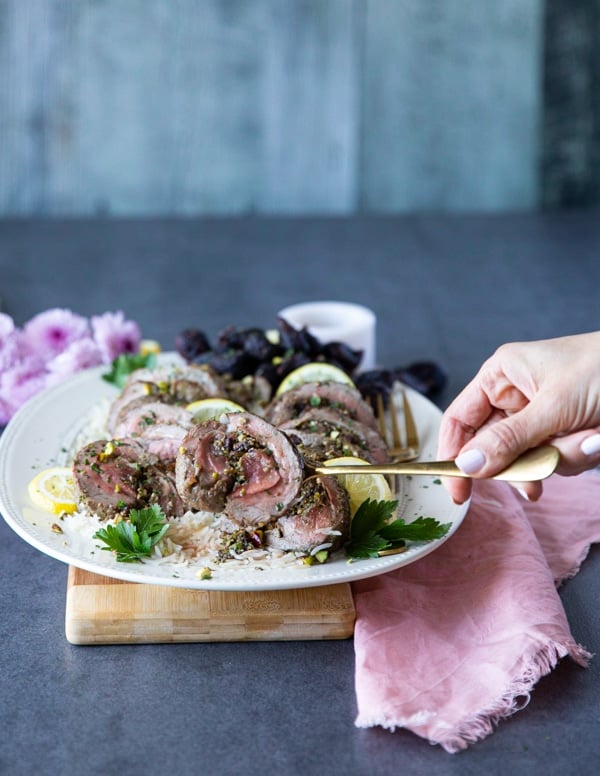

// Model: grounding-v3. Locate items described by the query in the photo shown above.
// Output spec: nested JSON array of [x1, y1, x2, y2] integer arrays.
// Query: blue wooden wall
[[0, 0, 545, 215]]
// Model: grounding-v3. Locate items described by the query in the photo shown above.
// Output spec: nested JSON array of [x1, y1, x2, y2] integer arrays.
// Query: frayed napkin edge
[[554, 540, 596, 588], [354, 638, 593, 754]]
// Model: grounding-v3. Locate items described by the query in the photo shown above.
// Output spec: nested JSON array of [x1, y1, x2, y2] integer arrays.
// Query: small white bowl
[[277, 301, 376, 371]]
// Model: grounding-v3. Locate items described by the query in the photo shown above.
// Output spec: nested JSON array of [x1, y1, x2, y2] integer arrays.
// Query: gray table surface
[[1, 213, 599, 775]]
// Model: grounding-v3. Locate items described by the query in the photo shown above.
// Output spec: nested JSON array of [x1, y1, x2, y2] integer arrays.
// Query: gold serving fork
[[317, 445, 560, 482], [373, 388, 420, 462]]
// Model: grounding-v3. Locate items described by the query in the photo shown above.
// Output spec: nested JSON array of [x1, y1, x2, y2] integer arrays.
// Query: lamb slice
[[265, 475, 350, 553], [169, 363, 228, 403], [107, 363, 227, 433], [175, 412, 303, 526], [74, 437, 186, 520], [138, 423, 189, 466], [110, 398, 193, 464], [294, 407, 389, 463], [138, 466, 186, 517], [279, 408, 389, 464], [73, 439, 147, 520], [266, 381, 379, 431], [175, 420, 237, 512], [123, 363, 227, 401], [112, 399, 193, 438], [224, 374, 273, 416], [107, 381, 151, 434], [222, 413, 304, 525], [279, 424, 365, 464]]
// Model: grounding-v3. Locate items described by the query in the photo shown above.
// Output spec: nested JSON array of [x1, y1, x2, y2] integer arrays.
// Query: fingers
[[437, 382, 496, 459], [508, 480, 544, 502], [548, 430, 600, 476], [438, 405, 529, 505], [491, 429, 600, 503], [451, 399, 555, 478], [441, 475, 472, 505], [438, 398, 553, 505], [441, 428, 600, 506]]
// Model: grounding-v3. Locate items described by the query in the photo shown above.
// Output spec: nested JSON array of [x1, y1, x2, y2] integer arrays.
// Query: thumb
[[454, 399, 556, 477]]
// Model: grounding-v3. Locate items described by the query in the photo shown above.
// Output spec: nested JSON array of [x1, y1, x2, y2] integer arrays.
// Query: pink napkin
[[352, 472, 600, 752]]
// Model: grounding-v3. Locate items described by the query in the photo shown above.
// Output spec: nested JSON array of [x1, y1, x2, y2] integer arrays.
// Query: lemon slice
[[186, 397, 245, 422], [139, 339, 162, 356], [28, 466, 77, 515], [276, 362, 355, 396], [322, 456, 392, 516]]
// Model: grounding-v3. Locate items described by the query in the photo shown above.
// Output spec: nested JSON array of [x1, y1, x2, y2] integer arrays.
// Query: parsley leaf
[[345, 498, 451, 559], [380, 516, 451, 543], [94, 504, 169, 563], [102, 352, 158, 389]]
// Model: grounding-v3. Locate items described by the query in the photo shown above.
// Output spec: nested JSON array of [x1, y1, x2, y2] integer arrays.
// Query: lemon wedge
[[276, 362, 355, 396], [321, 456, 392, 516], [139, 339, 162, 356], [186, 397, 245, 422], [28, 466, 77, 515]]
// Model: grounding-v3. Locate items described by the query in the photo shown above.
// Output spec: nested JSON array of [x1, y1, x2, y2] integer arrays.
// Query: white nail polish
[[455, 448, 486, 474], [581, 434, 600, 456]]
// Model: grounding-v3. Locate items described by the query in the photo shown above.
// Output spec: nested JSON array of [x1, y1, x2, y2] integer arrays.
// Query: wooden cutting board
[[65, 566, 356, 645]]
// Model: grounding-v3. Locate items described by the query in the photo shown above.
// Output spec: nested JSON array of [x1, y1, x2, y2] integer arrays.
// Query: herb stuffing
[[345, 499, 451, 559], [94, 504, 168, 562]]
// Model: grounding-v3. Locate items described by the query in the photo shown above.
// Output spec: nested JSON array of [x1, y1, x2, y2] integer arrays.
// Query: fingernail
[[581, 433, 600, 456], [455, 448, 486, 474]]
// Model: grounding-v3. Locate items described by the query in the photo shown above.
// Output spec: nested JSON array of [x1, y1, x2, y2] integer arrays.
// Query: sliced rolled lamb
[[265, 381, 379, 431], [73, 438, 185, 519], [175, 412, 304, 526], [265, 474, 350, 553], [107, 363, 226, 434]]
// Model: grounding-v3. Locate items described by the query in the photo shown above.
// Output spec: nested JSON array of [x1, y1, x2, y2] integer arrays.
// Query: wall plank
[[0, 0, 546, 215], [258, 0, 359, 213], [541, 0, 600, 207], [49, 0, 266, 215], [360, 0, 543, 212]]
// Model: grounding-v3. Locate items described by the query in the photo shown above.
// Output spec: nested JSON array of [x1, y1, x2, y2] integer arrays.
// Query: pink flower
[[91, 311, 141, 363], [0, 337, 20, 372], [0, 312, 15, 344], [0, 356, 48, 419], [46, 337, 102, 385], [0, 307, 144, 426], [22, 308, 90, 362], [1, 314, 21, 372], [47, 338, 104, 383]]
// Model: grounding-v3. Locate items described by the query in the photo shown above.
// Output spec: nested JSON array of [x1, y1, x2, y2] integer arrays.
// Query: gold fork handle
[[316, 445, 559, 483]]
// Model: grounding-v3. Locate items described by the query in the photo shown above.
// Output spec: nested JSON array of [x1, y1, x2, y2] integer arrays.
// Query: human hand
[[437, 332, 600, 504]]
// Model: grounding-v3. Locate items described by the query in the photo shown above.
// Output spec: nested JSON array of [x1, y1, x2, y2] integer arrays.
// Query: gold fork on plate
[[373, 387, 420, 462]]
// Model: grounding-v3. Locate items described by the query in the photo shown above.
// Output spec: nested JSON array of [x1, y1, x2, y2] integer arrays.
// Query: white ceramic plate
[[0, 356, 468, 591]]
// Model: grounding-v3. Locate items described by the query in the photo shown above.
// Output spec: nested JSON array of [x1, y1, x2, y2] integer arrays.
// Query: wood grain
[[65, 566, 356, 645]]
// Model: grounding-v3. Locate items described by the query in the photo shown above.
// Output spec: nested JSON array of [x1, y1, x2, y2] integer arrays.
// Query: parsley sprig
[[345, 499, 451, 559], [94, 504, 169, 563], [102, 352, 158, 389]]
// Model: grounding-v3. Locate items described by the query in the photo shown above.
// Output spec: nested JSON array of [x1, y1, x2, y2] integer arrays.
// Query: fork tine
[[400, 388, 419, 451], [374, 393, 386, 440], [388, 391, 404, 453], [371, 389, 419, 461]]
